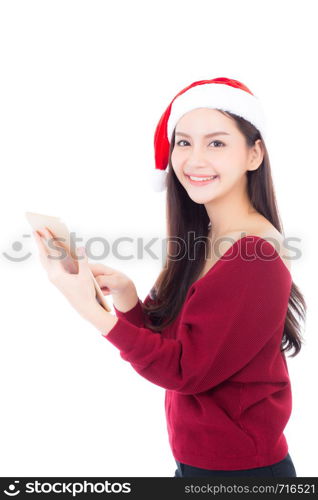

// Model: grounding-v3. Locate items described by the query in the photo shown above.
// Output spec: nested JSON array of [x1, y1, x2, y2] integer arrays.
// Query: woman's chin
[[187, 190, 219, 204]]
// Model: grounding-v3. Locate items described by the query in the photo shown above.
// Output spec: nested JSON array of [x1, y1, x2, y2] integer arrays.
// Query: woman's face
[[170, 108, 259, 204]]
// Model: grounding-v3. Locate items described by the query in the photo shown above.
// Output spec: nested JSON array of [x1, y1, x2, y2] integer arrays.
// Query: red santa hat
[[152, 77, 267, 192]]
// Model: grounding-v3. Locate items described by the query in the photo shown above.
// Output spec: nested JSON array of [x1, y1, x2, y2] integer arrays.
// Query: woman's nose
[[186, 152, 211, 168]]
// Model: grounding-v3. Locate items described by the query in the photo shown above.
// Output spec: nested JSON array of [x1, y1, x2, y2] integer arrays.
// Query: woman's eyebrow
[[175, 131, 230, 138]]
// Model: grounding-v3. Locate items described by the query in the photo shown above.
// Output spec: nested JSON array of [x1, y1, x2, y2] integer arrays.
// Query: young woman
[[34, 77, 306, 477]]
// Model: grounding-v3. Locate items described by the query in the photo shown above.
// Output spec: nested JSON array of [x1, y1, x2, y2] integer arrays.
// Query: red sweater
[[103, 235, 293, 470]]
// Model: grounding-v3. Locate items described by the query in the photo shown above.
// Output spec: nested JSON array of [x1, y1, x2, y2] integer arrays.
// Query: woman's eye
[[176, 140, 224, 147]]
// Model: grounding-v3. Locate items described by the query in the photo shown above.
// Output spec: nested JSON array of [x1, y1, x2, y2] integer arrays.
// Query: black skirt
[[174, 452, 297, 477]]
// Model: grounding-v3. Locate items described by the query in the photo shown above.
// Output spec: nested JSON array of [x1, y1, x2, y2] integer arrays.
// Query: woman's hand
[[88, 263, 138, 313], [33, 227, 102, 321], [88, 263, 134, 296]]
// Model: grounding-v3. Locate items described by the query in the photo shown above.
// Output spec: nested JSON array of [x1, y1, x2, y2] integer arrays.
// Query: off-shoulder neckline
[[190, 234, 291, 289]]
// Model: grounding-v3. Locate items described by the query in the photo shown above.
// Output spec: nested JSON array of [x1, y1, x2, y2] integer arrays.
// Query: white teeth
[[189, 175, 217, 181]]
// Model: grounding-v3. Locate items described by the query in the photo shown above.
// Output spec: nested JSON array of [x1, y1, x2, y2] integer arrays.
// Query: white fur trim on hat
[[150, 168, 168, 192], [168, 83, 267, 141]]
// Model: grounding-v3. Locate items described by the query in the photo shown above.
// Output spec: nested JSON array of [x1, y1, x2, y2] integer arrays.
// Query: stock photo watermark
[[2, 231, 303, 268]]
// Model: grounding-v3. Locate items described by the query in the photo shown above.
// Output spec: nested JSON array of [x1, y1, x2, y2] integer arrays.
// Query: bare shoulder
[[246, 219, 292, 274], [213, 217, 292, 274]]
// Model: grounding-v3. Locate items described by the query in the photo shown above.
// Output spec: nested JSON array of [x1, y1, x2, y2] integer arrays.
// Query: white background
[[0, 0, 316, 477]]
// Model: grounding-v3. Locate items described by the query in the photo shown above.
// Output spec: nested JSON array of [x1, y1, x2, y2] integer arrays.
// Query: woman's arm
[[86, 304, 119, 333], [112, 282, 139, 313], [87, 244, 292, 395], [112, 287, 153, 328], [87, 288, 152, 332]]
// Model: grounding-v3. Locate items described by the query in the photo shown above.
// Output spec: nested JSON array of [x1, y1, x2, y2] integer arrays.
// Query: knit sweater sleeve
[[112, 293, 153, 327], [103, 239, 292, 395]]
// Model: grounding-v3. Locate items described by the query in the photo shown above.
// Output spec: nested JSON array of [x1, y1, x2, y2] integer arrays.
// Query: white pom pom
[[150, 168, 168, 192]]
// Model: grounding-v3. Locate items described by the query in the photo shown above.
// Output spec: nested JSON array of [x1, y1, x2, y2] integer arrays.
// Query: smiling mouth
[[186, 174, 220, 185]]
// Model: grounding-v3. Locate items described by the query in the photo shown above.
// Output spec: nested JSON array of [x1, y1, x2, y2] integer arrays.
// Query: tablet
[[25, 211, 111, 312]]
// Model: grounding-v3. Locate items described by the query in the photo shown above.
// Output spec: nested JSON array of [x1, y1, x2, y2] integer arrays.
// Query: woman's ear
[[248, 139, 264, 171]]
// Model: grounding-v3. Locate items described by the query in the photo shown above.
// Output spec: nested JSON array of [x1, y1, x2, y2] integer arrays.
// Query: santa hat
[[152, 77, 267, 192]]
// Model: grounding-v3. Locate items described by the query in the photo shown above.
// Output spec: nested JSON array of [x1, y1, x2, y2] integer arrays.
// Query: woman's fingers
[[44, 227, 78, 274], [33, 230, 49, 267], [88, 263, 114, 277], [33, 227, 67, 279], [95, 275, 112, 289]]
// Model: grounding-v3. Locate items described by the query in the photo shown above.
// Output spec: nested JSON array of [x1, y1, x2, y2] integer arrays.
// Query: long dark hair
[[141, 110, 306, 357]]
